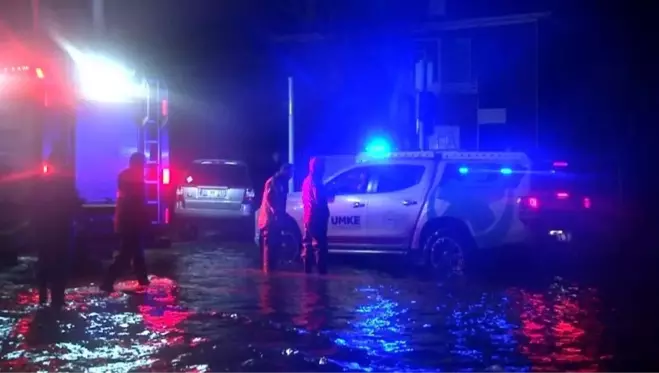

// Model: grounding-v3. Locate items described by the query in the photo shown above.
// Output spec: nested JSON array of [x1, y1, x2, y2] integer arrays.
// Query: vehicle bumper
[[175, 205, 253, 219], [521, 213, 597, 247]]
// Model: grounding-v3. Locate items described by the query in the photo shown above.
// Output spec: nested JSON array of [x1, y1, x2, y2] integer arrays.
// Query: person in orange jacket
[[257, 163, 292, 272], [301, 157, 330, 274], [101, 152, 150, 292]]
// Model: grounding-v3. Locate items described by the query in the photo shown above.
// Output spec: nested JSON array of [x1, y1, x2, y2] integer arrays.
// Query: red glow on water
[[116, 277, 194, 339], [139, 305, 191, 334], [16, 289, 40, 305], [259, 280, 275, 316], [293, 280, 327, 332], [510, 287, 606, 371]]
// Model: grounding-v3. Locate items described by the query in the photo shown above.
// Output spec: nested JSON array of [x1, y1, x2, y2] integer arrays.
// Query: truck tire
[[279, 220, 302, 264], [257, 221, 302, 265], [422, 226, 474, 277]]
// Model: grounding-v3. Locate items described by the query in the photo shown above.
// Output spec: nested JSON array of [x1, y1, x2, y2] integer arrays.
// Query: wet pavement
[[0, 239, 656, 372]]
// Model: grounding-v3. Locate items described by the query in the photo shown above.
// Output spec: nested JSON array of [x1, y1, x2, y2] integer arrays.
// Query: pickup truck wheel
[[278, 223, 302, 264], [423, 228, 469, 276]]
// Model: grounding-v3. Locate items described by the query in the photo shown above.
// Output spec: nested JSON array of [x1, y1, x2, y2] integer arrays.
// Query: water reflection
[[0, 248, 615, 372], [509, 280, 608, 371], [0, 277, 196, 372], [293, 278, 329, 332]]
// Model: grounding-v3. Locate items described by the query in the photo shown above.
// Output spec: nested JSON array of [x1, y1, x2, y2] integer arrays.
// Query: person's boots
[[137, 274, 150, 287], [302, 256, 313, 274], [50, 285, 65, 310], [316, 251, 328, 275], [38, 287, 48, 305]]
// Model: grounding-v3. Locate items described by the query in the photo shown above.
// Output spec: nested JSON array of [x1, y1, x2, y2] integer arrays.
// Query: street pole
[[534, 20, 540, 149], [475, 79, 480, 151], [417, 54, 427, 151], [287, 76, 295, 193], [92, 0, 106, 35], [31, 0, 39, 31]]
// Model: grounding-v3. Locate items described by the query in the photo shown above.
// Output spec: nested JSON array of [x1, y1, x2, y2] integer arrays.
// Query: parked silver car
[[175, 159, 255, 226]]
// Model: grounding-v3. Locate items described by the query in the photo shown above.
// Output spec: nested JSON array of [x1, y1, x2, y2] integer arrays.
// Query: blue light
[[500, 167, 512, 175], [365, 138, 392, 158], [458, 167, 469, 175]]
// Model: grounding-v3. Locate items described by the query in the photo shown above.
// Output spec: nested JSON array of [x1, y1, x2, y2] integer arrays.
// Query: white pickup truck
[[255, 151, 532, 274]]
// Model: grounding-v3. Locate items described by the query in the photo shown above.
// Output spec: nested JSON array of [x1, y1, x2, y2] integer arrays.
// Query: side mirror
[[326, 183, 337, 202]]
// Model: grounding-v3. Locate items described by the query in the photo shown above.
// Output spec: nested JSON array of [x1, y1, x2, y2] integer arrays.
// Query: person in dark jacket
[[0, 163, 28, 268], [301, 157, 330, 274], [34, 148, 79, 308], [101, 152, 150, 292], [257, 163, 292, 272]]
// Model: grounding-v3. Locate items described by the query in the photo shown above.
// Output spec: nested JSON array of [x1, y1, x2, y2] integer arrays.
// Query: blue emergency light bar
[[357, 150, 530, 164], [457, 166, 514, 175]]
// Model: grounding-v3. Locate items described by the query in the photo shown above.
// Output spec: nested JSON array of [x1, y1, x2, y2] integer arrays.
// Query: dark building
[[268, 0, 549, 153]]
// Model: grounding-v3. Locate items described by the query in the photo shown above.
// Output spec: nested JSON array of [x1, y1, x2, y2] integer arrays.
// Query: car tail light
[[527, 197, 539, 209], [583, 197, 591, 209], [244, 188, 255, 202], [42, 163, 50, 174], [556, 192, 569, 199], [162, 168, 170, 185], [518, 196, 539, 209], [164, 207, 170, 224]]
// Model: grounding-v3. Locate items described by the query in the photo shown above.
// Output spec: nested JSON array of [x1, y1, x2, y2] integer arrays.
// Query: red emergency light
[[161, 99, 168, 117], [162, 168, 170, 185]]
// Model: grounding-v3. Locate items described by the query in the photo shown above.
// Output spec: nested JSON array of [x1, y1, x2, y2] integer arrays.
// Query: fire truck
[[0, 35, 172, 260]]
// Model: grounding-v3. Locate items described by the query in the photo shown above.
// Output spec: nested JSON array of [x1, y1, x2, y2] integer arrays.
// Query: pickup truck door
[[365, 162, 432, 249], [325, 166, 374, 248]]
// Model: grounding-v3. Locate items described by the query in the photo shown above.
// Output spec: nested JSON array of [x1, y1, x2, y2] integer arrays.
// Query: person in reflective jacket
[[33, 148, 79, 309], [257, 163, 292, 272], [101, 152, 150, 292], [301, 157, 330, 274]]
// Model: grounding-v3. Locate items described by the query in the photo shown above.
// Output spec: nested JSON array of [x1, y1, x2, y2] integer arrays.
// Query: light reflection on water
[[0, 248, 612, 372]]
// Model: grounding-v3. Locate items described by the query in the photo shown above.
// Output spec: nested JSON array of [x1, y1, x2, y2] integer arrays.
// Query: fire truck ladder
[[141, 78, 169, 225]]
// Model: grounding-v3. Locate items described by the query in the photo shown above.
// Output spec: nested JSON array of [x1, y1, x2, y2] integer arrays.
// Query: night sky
[[0, 0, 654, 200]]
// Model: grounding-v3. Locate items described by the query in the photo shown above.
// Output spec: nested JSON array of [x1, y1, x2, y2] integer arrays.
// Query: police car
[[255, 150, 537, 273]]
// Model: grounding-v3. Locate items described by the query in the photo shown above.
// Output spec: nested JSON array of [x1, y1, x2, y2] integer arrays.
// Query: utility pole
[[31, 0, 40, 31], [92, 0, 105, 35], [287, 76, 295, 193]]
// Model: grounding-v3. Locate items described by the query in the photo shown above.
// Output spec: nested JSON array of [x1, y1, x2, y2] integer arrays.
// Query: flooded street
[[0, 240, 654, 372]]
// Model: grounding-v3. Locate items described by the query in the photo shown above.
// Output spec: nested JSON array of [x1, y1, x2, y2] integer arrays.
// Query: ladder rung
[[145, 140, 159, 144], [147, 201, 158, 205], [145, 180, 158, 184], [146, 160, 158, 164]]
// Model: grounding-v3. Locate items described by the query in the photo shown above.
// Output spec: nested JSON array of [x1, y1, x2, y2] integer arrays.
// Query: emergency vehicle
[[0, 36, 172, 257], [254, 150, 571, 273]]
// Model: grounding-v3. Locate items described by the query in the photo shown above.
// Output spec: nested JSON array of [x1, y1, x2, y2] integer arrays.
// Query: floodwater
[[0, 241, 655, 372]]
